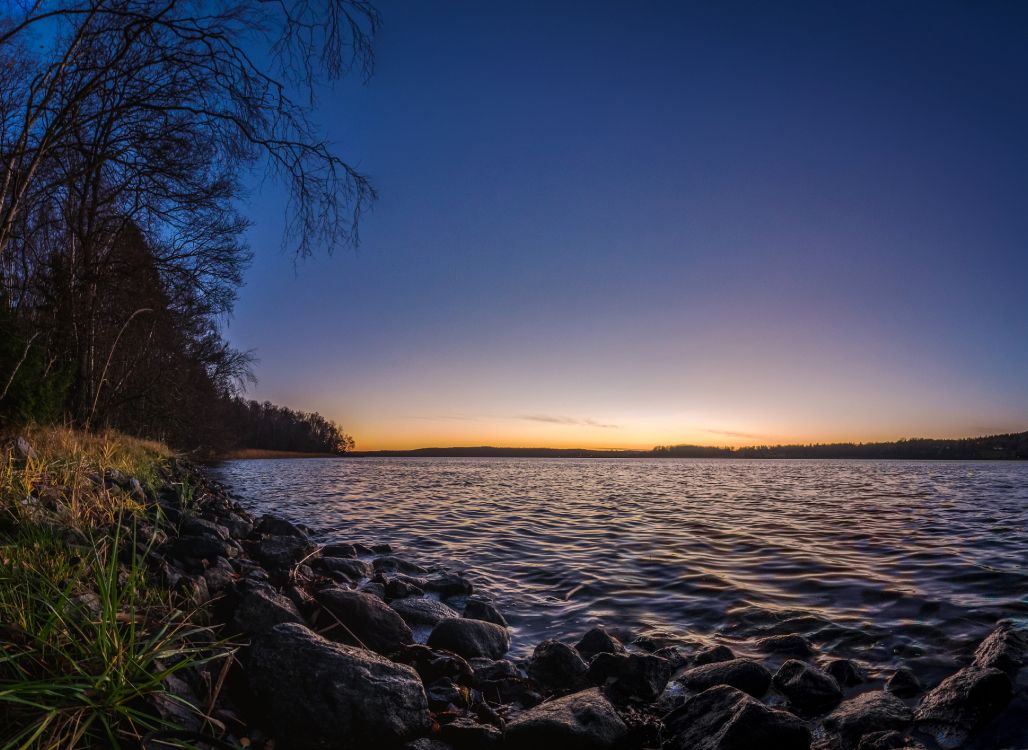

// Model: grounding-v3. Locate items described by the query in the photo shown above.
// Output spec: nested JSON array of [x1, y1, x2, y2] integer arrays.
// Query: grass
[[0, 426, 233, 749]]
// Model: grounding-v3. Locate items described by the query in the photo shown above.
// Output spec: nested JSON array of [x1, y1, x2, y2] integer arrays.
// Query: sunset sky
[[226, 1, 1028, 450]]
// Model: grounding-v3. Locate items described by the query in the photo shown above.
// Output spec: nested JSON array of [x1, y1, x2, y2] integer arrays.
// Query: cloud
[[701, 428, 766, 440], [519, 415, 618, 429]]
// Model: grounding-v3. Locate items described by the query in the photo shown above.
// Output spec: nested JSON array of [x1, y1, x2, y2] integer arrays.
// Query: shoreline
[[215, 448, 341, 460], [2, 431, 1025, 749]]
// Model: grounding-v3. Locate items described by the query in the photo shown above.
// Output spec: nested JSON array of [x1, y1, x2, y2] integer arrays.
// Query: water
[[210, 457, 1028, 743]]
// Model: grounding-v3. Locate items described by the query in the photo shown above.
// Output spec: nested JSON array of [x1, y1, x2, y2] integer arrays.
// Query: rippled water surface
[[211, 457, 1028, 729]]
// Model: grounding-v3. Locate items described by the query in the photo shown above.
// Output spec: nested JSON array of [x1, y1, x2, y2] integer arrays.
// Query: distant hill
[[349, 431, 1028, 460]]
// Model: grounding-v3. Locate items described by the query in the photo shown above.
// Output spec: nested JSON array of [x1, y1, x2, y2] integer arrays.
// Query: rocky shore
[[103, 459, 1028, 749]]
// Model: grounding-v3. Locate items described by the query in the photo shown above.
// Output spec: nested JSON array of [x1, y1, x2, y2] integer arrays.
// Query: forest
[[0, 1, 369, 454]]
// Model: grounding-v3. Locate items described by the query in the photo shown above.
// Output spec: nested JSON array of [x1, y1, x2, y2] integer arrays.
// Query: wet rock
[[170, 534, 231, 564], [395, 644, 474, 685], [390, 596, 460, 628], [914, 665, 1012, 747], [254, 514, 308, 539], [693, 644, 735, 666], [679, 658, 772, 698], [664, 684, 810, 750], [385, 576, 426, 599], [824, 691, 912, 749], [971, 622, 1026, 679], [404, 740, 452, 750], [219, 512, 254, 539], [233, 584, 304, 634], [824, 658, 866, 687], [886, 667, 922, 698], [655, 645, 688, 671], [856, 731, 927, 750], [424, 572, 474, 599], [374, 555, 429, 575], [321, 542, 357, 558], [361, 580, 387, 599], [181, 516, 229, 540], [247, 622, 430, 748], [472, 658, 520, 683], [504, 687, 627, 749], [426, 677, 469, 710], [428, 617, 510, 660], [773, 659, 843, 714], [440, 717, 502, 749], [756, 634, 814, 658], [575, 626, 626, 661], [317, 555, 372, 581], [315, 586, 413, 655], [588, 651, 672, 703], [373, 543, 394, 554], [528, 640, 590, 694], [463, 598, 507, 627], [250, 534, 315, 571]]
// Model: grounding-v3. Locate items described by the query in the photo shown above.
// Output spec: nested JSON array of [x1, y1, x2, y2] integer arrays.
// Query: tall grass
[[0, 427, 232, 749]]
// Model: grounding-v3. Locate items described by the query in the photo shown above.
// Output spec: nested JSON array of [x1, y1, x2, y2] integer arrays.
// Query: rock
[[755, 634, 814, 658], [428, 617, 510, 660], [247, 623, 430, 748], [587, 651, 672, 703], [174, 574, 210, 608], [773, 659, 843, 714], [914, 666, 1012, 747], [317, 555, 372, 581], [126, 476, 146, 501], [824, 691, 912, 749], [181, 516, 229, 540], [395, 644, 474, 685], [315, 586, 413, 655], [575, 627, 626, 661], [424, 572, 474, 599], [679, 658, 772, 698], [693, 644, 735, 666], [886, 667, 922, 698], [856, 731, 927, 750], [463, 598, 507, 627], [472, 658, 520, 683], [373, 555, 429, 575], [170, 534, 231, 564], [390, 596, 461, 628], [664, 685, 810, 750], [426, 677, 469, 710], [439, 717, 502, 748], [219, 512, 254, 539], [372, 543, 394, 554], [385, 576, 426, 599], [254, 514, 308, 539], [529, 640, 590, 694], [13, 436, 37, 461], [404, 740, 451, 750], [233, 584, 304, 634], [202, 558, 236, 594], [504, 688, 627, 749], [250, 534, 316, 571], [655, 645, 688, 671], [971, 622, 1026, 679], [321, 542, 357, 558], [824, 658, 866, 687]]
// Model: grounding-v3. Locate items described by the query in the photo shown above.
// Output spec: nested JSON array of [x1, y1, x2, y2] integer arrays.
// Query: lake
[[210, 457, 1028, 744]]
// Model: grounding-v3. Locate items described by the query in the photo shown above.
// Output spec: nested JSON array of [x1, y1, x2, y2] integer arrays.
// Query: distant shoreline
[[345, 431, 1028, 461]]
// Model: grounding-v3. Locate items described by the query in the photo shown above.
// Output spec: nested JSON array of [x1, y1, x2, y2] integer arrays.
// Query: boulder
[[254, 514, 308, 539], [374, 555, 429, 575], [390, 596, 460, 628], [856, 731, 927, 750], [170, 534, 231, 564], [463, 598, 507, 627], [588, 651, 672, 703], [424, 572, 474, 599], [250, 534, 316, 570], [664, 685, 810, 750], [315, 586, 413, 655], [317, 555, 372, 581], [248, 623, 430, 748], [885, 667, 922, 698], [824, 658, 866, 687], [504, 688, 627, 749], [914, 665, 1012, 747], [428, 617, 510, 660], [824, 691, 912, 748], [439, 717, 502, 748], [395, 644, 474, 685], [385, 576, 426, 600], [575, 627, 626, 661], [971, 622, 1026, 679], [321, 542, 357, 558], [528, 640, 590, 694], [755, 634, 814, 658], [693, 644, 735, 666], [180, 516, 229, 540], [232, 585, 305, 634], [679, 658, 772, 698], [773, 659, 842, 714]]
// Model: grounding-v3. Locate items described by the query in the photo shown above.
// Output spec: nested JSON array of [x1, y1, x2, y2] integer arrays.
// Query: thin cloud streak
[[520, 415, 618, 429], [701, 428, 767, 440]]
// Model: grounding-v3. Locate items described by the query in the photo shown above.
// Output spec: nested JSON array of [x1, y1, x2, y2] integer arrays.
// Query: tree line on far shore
[[0, 1, 373, 454]]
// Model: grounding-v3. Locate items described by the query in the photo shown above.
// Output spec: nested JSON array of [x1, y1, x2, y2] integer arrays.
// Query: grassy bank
[[0, 427, 229, 749]]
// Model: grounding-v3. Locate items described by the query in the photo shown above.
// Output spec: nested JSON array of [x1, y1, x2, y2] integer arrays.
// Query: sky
[[226, 1, 1028, 450]]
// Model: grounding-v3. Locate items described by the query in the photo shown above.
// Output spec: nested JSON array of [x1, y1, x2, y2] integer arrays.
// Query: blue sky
[[226, 1, 1028, 449]]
